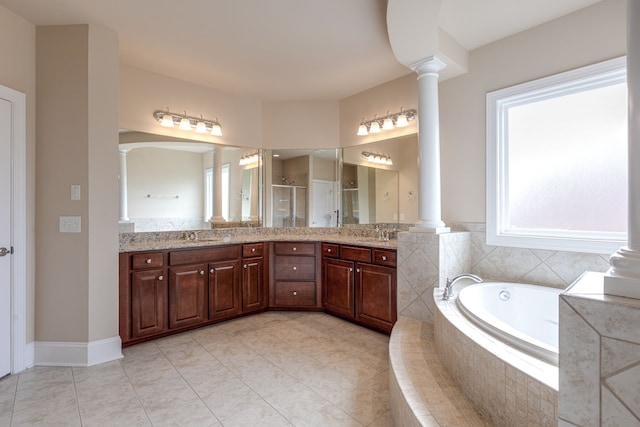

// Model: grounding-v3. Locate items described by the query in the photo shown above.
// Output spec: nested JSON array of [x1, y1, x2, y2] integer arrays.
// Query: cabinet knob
[[293, 291, 297, 296], [200, 271, 205, 275], [251, 248, 256, 252], [349, 268, 353, 272], [244, 264, 247, 269], [292, 247, 297, 251], [146, 258, 152, 264], [356, 268, 360, 273], [382, 256, 387, 261], [210, 269, 214, 273], [327, 248, 332, 253], [158, 275, 164, 281], [293, 266, 297, 270]]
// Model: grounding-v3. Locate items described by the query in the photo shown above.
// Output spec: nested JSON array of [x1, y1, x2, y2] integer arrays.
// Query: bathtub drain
[[498, 290, 511, 301]]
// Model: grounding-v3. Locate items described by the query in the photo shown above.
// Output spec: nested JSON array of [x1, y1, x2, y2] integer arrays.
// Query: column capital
[[409, 56, 447, 76]]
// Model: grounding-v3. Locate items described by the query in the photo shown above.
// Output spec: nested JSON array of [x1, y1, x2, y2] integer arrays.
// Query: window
[[486, 57, 627, 254], [221, 163, 230, 220]]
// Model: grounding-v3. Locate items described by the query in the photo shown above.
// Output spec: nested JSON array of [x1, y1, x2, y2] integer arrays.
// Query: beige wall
[[36, 24, 119, 343], [262, 101, 340, 149], [0, 6, 36, 344], [120, 64, 262, 149], [439, 0, 626, 224]]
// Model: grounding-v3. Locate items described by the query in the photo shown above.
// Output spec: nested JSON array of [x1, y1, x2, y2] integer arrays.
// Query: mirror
[[264, 148, 340, 227], [119, 131, 262, 232], [341, 135, 419, 225]]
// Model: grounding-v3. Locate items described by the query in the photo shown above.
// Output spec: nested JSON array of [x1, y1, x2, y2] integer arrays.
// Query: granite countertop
[[119, 227, 399, 252]]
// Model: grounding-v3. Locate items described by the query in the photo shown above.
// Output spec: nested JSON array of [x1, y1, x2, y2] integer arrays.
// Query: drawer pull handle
[[382, 256, 387, 261], [146, 258, 152, 264], [293, 247, 297, 251], [251, 248, 256, 252], [293, 291, 297, 296], [158, 275, 164, 281], [293, 266, 297, 270]]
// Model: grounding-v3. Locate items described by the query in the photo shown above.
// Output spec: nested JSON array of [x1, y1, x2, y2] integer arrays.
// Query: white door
[[311, 180, 337, 227], [0, 97, 12, 377]]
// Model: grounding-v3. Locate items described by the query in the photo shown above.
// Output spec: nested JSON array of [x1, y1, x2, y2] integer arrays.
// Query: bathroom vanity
[[119, 232, 397, 346]]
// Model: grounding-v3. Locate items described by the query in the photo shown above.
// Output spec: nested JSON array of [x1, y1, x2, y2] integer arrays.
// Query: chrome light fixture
[[153, 109, 223, 136], [356, 107, 417, 136], [362, 151, 393, 166], [239, 150, 260, 166]]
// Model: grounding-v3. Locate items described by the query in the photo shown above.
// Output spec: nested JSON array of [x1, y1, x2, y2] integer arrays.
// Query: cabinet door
[[131, 269, 167, 338], [322, 258, 355, 319], [208, 260, 242, 320], [243, 257, 266, 313], [169, 264, 207, 329], [355, 263, 397, 333]]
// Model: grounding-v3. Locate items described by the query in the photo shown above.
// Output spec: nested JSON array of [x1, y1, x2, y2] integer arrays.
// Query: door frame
[[1, 84, 28, 373]]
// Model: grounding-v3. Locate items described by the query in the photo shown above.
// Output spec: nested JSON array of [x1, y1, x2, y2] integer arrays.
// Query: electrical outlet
[[400, 213, 405, 220], [59, 216, 81, 233]]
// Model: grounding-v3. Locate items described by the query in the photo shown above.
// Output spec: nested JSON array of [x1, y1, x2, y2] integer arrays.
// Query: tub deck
[[389, 316, 491, 426]]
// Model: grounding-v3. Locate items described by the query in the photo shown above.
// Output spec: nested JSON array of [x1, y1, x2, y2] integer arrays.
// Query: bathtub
[[434, 282, 560, 425], [456, 282, 560, 365]]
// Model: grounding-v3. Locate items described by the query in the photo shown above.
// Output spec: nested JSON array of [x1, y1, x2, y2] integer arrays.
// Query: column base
[[603, 247, 640, 299], [409, 222, 450, 234]]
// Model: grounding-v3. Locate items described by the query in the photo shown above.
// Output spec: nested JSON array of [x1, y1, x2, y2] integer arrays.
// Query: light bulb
[[160, 111, 174, 127], [195, 117, 207, 133], [179, 112, 191, 130], [369, 121, 380, 133], [383, 115, 394, 130], [396, 114, 408, 127], [357, 123, 368, 136], [211, 120, 222, 136]]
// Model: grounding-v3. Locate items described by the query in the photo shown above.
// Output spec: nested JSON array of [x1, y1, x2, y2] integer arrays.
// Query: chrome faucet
[[442, 274, 483, 300]]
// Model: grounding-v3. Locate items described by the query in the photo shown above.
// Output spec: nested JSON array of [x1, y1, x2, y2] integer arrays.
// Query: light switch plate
[[71, 185, 81, 200], [59, 216, 81, 233]]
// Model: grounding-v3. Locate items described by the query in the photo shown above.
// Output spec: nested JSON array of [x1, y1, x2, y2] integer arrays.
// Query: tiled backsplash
[[397, 222, 611, 323]]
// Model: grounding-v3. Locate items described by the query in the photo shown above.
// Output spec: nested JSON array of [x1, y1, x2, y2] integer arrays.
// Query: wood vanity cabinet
[[321, 243, 397, 333], [242, 243, 268, 313], [120, 243, 265, 346], [270, 242, 322, 309]]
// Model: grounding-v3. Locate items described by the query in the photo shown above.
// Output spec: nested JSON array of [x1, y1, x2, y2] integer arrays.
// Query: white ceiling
[[0, 0, 602, 101]]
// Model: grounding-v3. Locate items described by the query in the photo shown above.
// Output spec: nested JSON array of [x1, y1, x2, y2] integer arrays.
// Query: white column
[[211, 147, 224, 222], [604, 0, 640, 298], [409, 56, 449, 234], [118, 148, 129, 222]]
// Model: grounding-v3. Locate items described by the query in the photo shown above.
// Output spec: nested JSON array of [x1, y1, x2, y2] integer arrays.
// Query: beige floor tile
[[0, 392, 14, 427], [289, 402, 365, 427], [12, 382, 80, 426], [0, 374, 17, 395]]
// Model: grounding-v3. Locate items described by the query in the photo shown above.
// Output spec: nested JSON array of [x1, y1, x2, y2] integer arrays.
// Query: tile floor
[[0, 312, 392, 427]]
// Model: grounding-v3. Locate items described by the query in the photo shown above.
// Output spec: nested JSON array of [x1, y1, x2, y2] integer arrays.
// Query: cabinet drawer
[[169, 245, 241, 265], [321, 243, 339, 258], [274, 242, 315, 255], [274, 281, 317, 306], [373, 249, 396, 267], [243, 243, 264, 258], [132, 252, 164, 269], [274, 255, 316, 280], [340, 246, 371, 263]]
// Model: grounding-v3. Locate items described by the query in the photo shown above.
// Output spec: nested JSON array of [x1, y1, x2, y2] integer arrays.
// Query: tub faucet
[[443, 274, 483, 300]]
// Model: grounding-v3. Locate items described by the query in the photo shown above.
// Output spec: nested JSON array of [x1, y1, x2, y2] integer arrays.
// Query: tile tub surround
[[434, 288, 558, 426], [396, 222, 611, 324], [559, 272, 640, 426], [0, 312, 392, 426], [389, 316, 491, 426]]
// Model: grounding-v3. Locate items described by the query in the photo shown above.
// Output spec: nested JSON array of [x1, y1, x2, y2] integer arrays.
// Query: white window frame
[[221, 163, 230, 221], [204, 167, 213, 220], [486, 56, 627, 254]]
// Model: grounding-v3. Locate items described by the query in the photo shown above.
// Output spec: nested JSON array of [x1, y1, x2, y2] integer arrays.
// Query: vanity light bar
[[357, 107, 416, 136], [362, 151, 393, 166], [153, 109, 222, 136]]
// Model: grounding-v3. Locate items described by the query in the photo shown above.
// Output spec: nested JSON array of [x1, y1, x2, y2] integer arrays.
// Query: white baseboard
[[34, 336, 123, 367]]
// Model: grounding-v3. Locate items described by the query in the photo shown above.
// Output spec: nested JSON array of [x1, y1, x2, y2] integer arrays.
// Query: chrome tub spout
[[442, 274, 483, 300]]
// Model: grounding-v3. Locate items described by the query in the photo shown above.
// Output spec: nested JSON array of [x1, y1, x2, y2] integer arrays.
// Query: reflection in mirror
[[265, 148, 340, 227], [118, 131, 262, 232], [341, 135, 418, 226]]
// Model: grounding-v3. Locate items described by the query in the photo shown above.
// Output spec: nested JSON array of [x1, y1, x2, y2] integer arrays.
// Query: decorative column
[[604, 0, 640, 298], [409, 56, 449, 234], [210, 147, 224, 222], [118, 148, 129, 222]]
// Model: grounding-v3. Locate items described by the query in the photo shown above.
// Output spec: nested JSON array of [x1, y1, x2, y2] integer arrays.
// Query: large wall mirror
[[341, 135, 418, 226], [264, 148, 340, 227], [119, 131, 262, 232]]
